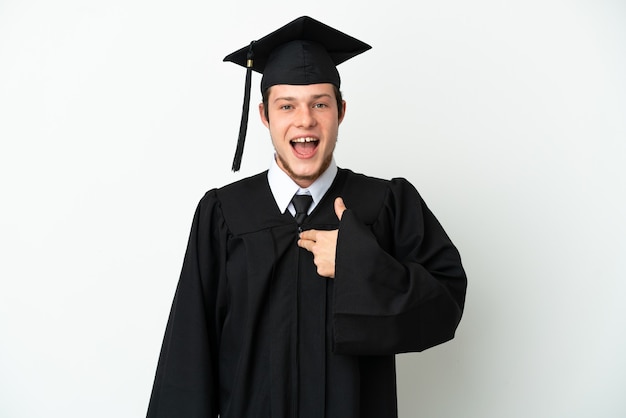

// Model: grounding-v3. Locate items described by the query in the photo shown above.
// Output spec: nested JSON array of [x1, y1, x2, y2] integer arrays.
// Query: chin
[[278, 154, 331, 186], [291, 168, 320, 182]]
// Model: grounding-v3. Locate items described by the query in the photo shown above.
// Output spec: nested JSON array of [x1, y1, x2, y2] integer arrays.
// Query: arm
[[147, 193, 222, 417], [301, 179, 466, 355]]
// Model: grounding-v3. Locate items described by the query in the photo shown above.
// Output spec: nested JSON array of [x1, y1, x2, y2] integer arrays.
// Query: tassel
[[232, 42, 255, 172]]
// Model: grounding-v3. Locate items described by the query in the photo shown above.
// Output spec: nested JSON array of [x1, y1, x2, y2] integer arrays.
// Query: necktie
[[292, 194, 313, 225]]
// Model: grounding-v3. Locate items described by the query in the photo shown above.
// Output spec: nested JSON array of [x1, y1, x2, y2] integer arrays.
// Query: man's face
[[260, 83, 345, 188]]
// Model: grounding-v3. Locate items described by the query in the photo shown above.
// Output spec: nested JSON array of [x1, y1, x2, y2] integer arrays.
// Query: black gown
[[147, 168, 467, 418]]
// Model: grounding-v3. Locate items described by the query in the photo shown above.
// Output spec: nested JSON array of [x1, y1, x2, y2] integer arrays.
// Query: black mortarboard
[[223, 16, 371, 171]]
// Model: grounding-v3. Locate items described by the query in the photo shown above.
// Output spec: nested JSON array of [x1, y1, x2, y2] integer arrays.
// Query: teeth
[[291, 137, 318, 143]]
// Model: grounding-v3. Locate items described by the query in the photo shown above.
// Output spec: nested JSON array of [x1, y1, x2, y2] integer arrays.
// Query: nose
[[297, 107, 316, 128]]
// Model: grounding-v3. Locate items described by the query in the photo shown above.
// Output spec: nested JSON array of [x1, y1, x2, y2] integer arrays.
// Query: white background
[[1, 1, 625, 417]]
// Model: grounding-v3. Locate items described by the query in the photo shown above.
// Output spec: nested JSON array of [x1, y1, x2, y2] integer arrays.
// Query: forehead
[[268, 83, 336, 101]]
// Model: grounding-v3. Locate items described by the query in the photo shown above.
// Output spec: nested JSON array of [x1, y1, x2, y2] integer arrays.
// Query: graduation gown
[[147, 168, 467, 418]]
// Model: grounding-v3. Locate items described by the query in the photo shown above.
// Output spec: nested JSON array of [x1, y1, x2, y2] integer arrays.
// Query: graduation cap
[[223, 16, 371, 171]]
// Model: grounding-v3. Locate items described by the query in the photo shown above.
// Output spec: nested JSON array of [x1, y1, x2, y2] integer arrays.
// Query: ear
[[259, 103, 270, 128], [338, 100, 347, 125]]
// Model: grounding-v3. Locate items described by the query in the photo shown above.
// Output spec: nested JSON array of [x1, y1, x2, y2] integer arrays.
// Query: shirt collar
[[267, 156, 338, 215]]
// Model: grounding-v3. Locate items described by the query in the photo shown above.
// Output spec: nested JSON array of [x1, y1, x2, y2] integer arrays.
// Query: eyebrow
[[272, 93, 333, 104]]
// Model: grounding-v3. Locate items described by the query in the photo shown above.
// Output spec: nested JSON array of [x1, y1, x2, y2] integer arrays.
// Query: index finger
[[299, 229, 318, 241]]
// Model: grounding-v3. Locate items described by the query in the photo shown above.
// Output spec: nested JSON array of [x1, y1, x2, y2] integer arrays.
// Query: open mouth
[[290, 137, 319, 158]]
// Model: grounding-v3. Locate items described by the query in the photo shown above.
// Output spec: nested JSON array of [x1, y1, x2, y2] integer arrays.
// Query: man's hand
[[297, 197, 347, 278]]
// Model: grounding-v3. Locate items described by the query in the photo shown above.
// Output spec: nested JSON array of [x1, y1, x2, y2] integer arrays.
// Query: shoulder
[[336, 168, 421, 223], [195, 171, 268, 208], [216, 171, 268, 199], [339, 167, 416, 189], [197, 171, 287, 235], [190, 171, 268, 225]]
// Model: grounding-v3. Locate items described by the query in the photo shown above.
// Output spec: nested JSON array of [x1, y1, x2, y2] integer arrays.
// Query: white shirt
[[267, 156, 338, 217]]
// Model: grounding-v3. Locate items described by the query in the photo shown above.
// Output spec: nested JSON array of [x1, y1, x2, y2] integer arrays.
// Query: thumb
[[334, 197, 347, 221]]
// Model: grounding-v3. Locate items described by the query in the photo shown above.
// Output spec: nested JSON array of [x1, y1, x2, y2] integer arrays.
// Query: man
[[147, 16, 467, 418]]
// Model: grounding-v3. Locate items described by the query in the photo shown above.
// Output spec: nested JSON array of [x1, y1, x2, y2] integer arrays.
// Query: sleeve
[[332, 178, 467, 355], [147, 192, 226, 418]]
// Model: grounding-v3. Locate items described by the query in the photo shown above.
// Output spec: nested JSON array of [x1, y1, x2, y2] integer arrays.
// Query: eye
[[279, 104, 293, 110], [313, 103, 329, 109]]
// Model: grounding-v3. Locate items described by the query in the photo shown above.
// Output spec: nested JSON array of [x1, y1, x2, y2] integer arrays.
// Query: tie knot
[[292, 194, 313, 225]]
